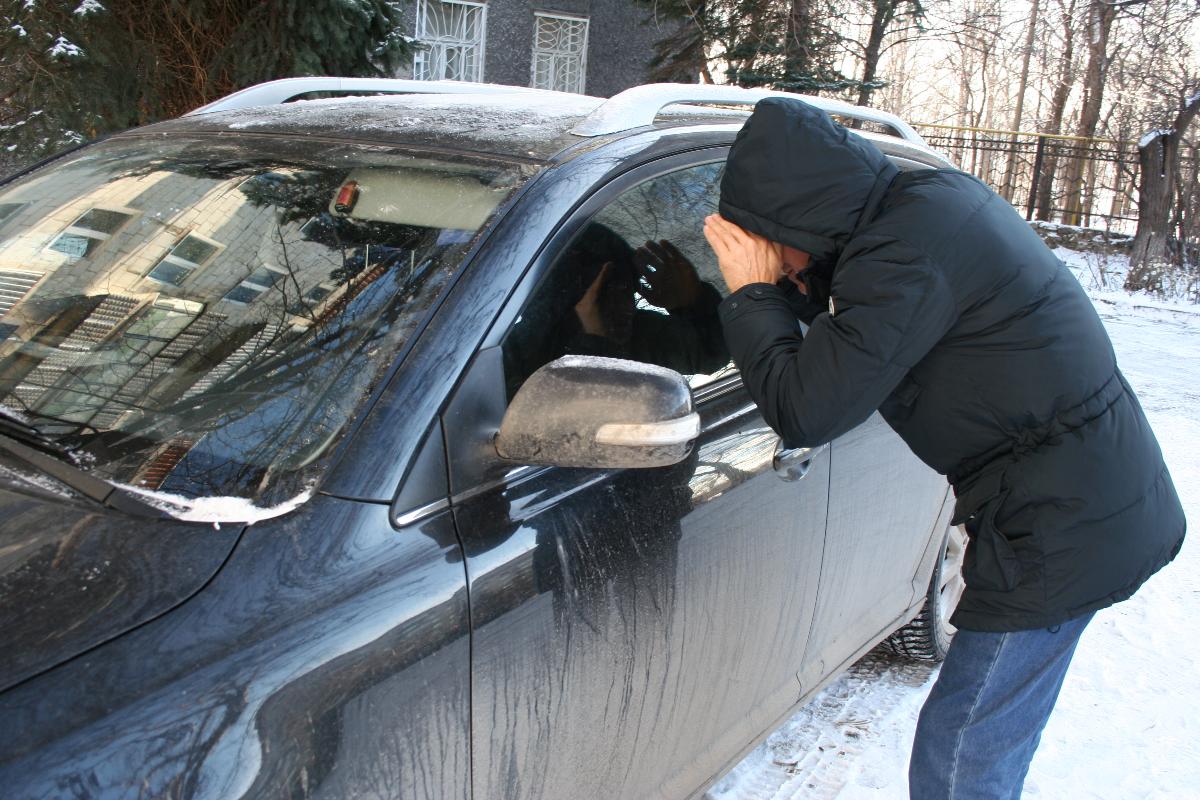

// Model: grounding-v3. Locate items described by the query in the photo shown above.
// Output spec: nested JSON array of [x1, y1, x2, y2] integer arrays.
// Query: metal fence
[[912, 124, 1147, 234]]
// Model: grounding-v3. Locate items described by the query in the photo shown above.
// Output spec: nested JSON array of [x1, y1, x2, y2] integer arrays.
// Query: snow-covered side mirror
[[495, 355, 700, 469]]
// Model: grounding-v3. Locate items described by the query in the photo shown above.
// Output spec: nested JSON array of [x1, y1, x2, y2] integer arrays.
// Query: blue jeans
[[908, 613, 1093, 799]]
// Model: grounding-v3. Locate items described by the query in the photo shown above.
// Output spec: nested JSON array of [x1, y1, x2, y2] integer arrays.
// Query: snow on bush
[[47, 35, 83, 59]]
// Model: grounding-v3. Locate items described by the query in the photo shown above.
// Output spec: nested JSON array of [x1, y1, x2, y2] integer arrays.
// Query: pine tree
[[1, 0, 99, 170], [637, 0, 857, 93], [1, 0, 413, 172]]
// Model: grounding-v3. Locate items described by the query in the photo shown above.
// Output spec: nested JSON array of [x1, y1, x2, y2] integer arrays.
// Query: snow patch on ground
[[708, 652, 938, 799], [1055, 245, 1198, 312], [711, 246, 1199, 799]]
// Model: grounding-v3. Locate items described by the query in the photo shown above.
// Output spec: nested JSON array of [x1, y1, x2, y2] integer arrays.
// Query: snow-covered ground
[[710, 248, 1200, 800]]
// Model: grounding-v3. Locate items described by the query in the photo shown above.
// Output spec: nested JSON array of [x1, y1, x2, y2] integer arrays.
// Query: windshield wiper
[[0, 431, 173, 519], [0, 407, 86, 463]]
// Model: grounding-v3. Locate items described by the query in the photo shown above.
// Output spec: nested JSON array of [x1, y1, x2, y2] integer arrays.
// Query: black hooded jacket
[[717, 98, 1186, 632]]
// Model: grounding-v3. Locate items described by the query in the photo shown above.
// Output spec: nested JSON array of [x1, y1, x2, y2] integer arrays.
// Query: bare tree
[[1000, 0, 1041, 200], [1035, 0, 1080, 220], [1059, 0, 1124, 223], [851, 0, 926, 107], [1125, 91, 1199, 291]]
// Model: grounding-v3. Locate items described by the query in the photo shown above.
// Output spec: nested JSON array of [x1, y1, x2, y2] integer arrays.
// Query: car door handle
[[773, 441, 829, 481]]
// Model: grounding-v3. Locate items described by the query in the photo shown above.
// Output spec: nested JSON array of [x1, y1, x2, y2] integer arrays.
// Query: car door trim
[[392, 497, 452, 527]]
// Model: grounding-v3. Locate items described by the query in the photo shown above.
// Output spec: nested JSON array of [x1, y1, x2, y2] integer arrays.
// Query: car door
[[443, 153, 831, 800], [800, 412, 951, 683], [798, 151, 957, 680]]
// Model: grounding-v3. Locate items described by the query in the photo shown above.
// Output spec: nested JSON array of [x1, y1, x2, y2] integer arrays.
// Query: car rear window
[[0, 134, 533, 510]]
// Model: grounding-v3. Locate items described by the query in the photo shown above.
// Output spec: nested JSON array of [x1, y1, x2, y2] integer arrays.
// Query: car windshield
[[0, 134, 532, 513]]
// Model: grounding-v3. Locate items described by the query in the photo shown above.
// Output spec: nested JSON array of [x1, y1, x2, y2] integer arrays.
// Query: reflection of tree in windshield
[[0, 136, 524, 504]]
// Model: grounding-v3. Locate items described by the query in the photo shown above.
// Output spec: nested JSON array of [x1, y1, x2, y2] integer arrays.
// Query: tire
[[883, 523, 968, 662]]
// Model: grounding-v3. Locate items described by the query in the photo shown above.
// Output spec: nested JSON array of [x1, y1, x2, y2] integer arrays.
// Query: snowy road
[[709, 291, 1200, 800]]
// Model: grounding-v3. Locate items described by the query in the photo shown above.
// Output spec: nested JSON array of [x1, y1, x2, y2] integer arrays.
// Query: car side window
[[501, 160, 736, 398]]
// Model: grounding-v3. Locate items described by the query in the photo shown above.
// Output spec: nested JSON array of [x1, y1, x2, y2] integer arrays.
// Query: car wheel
[[883, 523, 967, 662]]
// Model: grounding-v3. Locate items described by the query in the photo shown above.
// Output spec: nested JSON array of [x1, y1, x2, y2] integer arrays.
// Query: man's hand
[[703, 214, 784, 294], [634, 239, 701, 311], [574, 263, 611, 336]]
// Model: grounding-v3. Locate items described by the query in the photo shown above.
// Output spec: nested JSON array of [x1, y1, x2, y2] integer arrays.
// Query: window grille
[[414, 0, 487, 82], [0, 269, 40, 318], [532, 14, 588, 94]]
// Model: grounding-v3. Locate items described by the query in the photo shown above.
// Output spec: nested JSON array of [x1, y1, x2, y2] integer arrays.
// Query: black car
[[0, 80, 962, 799]]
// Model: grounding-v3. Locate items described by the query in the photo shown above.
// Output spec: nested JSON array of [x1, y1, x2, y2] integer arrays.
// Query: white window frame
[[146, 231, 223, 286], [530, 12, 589, 94], [222, 264, 289, 305], [413, 0, 488, 83], [47, 207, 137, 262]]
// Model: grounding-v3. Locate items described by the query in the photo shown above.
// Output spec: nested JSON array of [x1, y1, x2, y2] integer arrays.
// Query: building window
[[288, 281, 338, 316], [223, 265, 288, 305], [47, 208, 135, 262], [532, 13, 588, 94], [147, 233, 221, 286], [414, 0, 487, 82]]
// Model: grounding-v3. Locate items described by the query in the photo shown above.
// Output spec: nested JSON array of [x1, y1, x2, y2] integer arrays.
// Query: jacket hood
[[719, 98, 899, 263]]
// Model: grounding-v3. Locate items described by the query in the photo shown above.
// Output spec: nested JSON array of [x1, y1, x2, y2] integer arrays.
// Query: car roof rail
[[571, 83, 926, 145], [185, 77, 534, 116]]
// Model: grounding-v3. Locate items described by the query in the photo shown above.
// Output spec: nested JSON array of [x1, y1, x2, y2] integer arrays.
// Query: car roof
[[129, 92, 610, 162], [122, 84, 954, 170]]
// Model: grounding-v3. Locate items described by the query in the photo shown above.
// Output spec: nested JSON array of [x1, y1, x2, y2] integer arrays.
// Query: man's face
[[781, 245, 812, 289]]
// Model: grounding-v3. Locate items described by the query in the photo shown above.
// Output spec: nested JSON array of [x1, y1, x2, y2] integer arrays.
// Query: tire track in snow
[[707, 648, 937, 800]]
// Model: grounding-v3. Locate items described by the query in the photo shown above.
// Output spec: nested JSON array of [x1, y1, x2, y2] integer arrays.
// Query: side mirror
[[495, 355, 700, 469]]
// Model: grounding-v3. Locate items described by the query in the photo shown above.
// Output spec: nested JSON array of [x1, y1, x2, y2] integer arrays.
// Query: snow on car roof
[[139, 92, 607, 161]]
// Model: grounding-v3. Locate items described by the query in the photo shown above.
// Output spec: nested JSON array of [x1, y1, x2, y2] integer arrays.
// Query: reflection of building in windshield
[[0, 143, 504, 498], [0, 170, 346, 435]]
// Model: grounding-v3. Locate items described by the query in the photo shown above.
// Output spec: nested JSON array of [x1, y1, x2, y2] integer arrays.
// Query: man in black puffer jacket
[[704, 98, 1186, 799]]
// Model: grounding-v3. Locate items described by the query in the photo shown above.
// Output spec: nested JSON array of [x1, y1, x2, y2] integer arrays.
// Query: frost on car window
[[210, 94, 604, 157], [0, 135, 533, 507]]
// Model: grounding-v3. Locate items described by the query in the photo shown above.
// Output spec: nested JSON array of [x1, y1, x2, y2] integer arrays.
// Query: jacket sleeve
[[718, 236, 958, 448], [775, 276, 825, 325]]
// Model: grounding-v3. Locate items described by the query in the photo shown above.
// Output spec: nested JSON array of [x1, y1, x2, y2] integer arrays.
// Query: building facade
[[398, 0, 676, 97]]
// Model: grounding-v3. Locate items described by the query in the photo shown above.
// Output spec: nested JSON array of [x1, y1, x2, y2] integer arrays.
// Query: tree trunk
[[1035, 0, 1078, 221], [1000, 0, 1040, 201], [1126, 92, 1200, 293], [855, 0, 898, 107], [1126, 134, 1177, 292], [785, 0, 814, 79], [1060, 0, 1116, 225], [1178, 142, 1199, 269]]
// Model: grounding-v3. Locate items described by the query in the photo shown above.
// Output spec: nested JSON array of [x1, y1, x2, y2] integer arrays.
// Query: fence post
[[1026, 135, 1047, 221]]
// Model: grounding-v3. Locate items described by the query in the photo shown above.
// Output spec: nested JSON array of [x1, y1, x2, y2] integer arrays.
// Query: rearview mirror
[[495, 356, 699, 469]]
